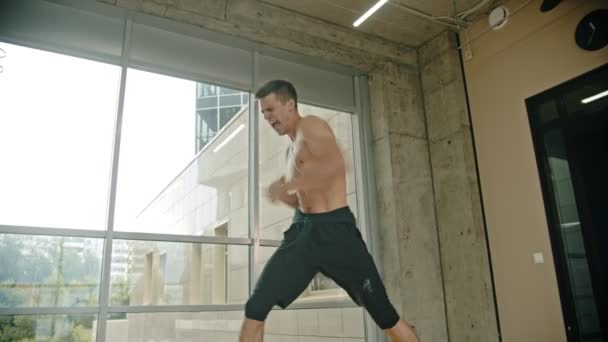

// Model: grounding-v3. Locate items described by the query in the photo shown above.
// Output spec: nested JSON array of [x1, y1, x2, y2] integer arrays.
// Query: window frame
[[0, 3, 381, 340]]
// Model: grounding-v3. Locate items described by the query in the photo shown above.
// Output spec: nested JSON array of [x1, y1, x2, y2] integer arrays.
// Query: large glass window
[[0, 234, 103, 308], [113, 70, 249, 237], [0, 314, 97, 342], [110, 240, 248, 306], [0, 43, 120, 230], [0, 33, 368, 342]]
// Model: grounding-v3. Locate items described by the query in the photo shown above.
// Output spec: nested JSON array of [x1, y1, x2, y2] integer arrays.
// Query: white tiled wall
[[103, 307, 365, 342], [264, 307, 365, 341]]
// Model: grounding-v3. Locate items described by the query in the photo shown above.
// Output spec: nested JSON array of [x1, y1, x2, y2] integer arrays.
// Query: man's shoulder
[[299, 115, 331, 133]]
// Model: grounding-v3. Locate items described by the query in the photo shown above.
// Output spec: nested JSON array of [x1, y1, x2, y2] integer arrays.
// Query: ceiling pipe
[[457, 0, 493, 20], [351, 0, 498, 32], [457, 0, 535, 49], [390, 1, 460, 29]]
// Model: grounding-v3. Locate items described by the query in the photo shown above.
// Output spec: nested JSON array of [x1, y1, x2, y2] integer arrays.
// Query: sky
[[0, 42, 196, 231], [0, 41, 356, 236]]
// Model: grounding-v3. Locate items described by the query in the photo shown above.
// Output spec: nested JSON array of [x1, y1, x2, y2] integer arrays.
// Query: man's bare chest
[[286, 142, 311, 177]]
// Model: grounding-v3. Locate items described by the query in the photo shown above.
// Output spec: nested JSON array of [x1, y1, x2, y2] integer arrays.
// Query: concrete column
[[369, 62, 448, 341], [418, 31, 499, 342]]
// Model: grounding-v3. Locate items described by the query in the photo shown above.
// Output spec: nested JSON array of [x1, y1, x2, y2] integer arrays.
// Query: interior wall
[[368, 62, 449, 341], [418, 31, 499, 342], [461, 0, 608, 341]]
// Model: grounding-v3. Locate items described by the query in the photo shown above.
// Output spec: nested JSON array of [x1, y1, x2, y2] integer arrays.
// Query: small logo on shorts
[[363, 278, 373, 293]]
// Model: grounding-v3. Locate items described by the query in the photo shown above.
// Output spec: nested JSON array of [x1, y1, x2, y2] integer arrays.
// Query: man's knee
[[239, 317, 265, 342], [244, 294, 274, 322], [240, 317, 265, 332]]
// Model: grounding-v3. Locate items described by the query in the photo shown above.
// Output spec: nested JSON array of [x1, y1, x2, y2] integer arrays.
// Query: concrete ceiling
[[261, 0, 494, 47]]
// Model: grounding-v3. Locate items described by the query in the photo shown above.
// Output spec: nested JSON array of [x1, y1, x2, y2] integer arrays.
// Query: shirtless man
[[239, 80, 419, 342]]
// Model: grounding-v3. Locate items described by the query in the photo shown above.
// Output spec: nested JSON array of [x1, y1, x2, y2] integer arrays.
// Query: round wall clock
[[540, 0, 562, 13], [575, 9, 608, 51]]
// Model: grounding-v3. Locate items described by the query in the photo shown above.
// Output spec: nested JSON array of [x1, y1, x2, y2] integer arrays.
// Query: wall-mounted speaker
[[540, 0, 562, 13]]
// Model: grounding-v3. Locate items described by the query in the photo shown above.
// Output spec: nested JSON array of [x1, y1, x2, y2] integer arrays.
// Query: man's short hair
[[255, 80, 298, 108]]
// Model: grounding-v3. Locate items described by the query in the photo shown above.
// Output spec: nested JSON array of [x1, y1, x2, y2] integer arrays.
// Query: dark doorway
[[527, 63, 607, 342]]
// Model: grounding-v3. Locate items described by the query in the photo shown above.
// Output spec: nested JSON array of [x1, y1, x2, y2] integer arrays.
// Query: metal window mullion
[[285, 300, 358, 310], [0, 225, 106, 238], [353, 76, 378, 256], [0, 301, 358, 317], [111, 231, 252, 245], [195, 88, 200, 152], [351, 80, 368, 243], [258, 239, 281, 247], [216, 94, 220, 132], [103, 299, 358, 314], [0, 306, 100, 316], [107, 304, 244, 314], [353, 75, 383, 342], [248, 51, 260, 296], [95, 15, 133, 342]]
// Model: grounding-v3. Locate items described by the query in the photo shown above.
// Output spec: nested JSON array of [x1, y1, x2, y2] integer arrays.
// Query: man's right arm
[[267, 177, 300, 208], [280, 192, 299, 208]]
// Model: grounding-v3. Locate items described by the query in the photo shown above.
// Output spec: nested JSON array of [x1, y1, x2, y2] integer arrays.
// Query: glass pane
[[563, 66, 608, 116], [196, 87, 249, 150], [535, 99, 560, 123], [220, 87, 239, 95], [258, 104, 359, 241], [200, 84, 220, 97], [543, 129, 602, 338], [197, 108, 219, 149], [219, 94, 242, 107], [0, 314, 96, 342], [219, 106, 241, 127], [110, 240, 248, 305], [0, 42, 119, 230], [0, 234, 103, 308], [114, 71, 249, 236], [197, 96, 218, 109]]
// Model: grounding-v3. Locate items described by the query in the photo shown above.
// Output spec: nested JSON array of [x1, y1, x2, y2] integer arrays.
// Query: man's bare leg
[[384, 319, 420, 342], [239, 318, 265, 342]]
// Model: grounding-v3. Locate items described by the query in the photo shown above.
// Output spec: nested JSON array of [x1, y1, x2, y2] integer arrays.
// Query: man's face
[[259, 93, 294, 136]]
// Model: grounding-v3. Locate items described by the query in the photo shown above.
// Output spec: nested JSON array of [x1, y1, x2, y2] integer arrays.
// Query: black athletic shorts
[[245, 206, 400, 330]]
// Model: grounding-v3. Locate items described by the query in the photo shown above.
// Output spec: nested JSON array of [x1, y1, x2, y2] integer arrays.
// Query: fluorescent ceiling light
[[581, 90, 608, 104], [213, 124, 245, 153], [353, 0, 388, 27]]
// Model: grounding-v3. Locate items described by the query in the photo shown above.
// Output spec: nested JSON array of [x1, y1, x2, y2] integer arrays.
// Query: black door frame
[[526, 63, 608, 342]]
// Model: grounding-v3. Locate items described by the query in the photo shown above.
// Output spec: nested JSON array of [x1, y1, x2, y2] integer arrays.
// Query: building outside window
[[196, 83, 250, 152]]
